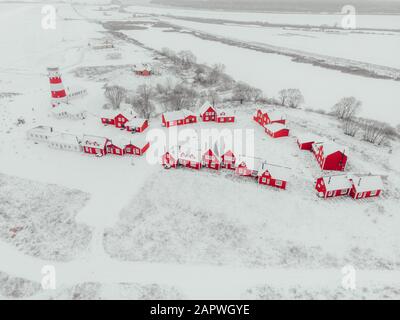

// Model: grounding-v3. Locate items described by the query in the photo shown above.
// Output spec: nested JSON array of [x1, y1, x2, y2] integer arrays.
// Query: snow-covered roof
[[163, 109, 196, 122], [125, 117, 147, 128], [82, 135, 108, 148], [267, 111, 286, 121], [320, 142, 347, 156], [264, 123, 288, 133], [236, 155, 262, 171], [321, 175, 352, 191], [133, 63, 152, 72], [178, 144, 201, 162], [258, 162, 290, 181], [217, 109, 234, 117], [350, 175, 384, 193], [48, 133, 81, 146], [27, 125, 54, 135], [129, 135, 149, 148], [297, 134, 322, 144], [109, 135, 132, 148], [256, 108, 269, 115], [199, 101, 215, 116]]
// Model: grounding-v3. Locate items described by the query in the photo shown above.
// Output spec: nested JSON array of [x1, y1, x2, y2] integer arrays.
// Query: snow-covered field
[[1, 2, 400, 300]]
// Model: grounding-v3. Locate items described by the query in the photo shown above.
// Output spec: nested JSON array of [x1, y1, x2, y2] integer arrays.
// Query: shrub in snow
[[332, 96, 362, 120], [0, 272, 41, 299]]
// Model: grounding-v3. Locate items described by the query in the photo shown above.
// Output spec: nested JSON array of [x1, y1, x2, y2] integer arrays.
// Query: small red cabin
[[106, 141, 125, 156], [264, 123, 289, 138], [257, 163, 289, 190], [216, 110, 235, 123], [199, 102, 217, 122], [114, 113, 129, 128], [297, 134, 320, 151], [124, 140, 150, 156], [162, 147, 179, 169], [220, 149, 236, 170], [125, 118, 149, 133], [82, 135, 109, 156], [134, 63, 152, 76], [349, 175, 383, 199], [162, 110, 197, 128], [235, 156, 261, 177], [254, 109, 286, 126], [178, 146, 202, 170], [315, 175, 352, 198], [312, 142, 347, 171]]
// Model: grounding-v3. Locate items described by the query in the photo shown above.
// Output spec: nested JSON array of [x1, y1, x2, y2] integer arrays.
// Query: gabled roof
[[109, 135, 132, 148], [321, 175, 352, 191], [297, 134, 322, 144], [82, 135, 108, 148], [163, 109, 196, 122], [258, 162, 290, 181], [217, 109, 234, 117], [125, 117, 147, 128], [199, 101, 216, 116], [48, 133, 80, 146], [236, 155, 262, 171], [27, 125, 54, 134], [267, 111, 286, 121], [320, 142, 347, 156], [256, 108, 269, 115], [264, 123, 288, 133], [178, 144, 201, 162], [350, 175, 384, 193], [133, 63, 152, 72]]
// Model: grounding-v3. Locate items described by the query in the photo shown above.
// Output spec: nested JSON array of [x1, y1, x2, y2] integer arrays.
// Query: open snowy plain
[[0, 1, 400, 299]]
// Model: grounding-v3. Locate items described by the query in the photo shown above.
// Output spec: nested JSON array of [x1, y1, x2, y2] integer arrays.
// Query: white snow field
[[0, 2, 400, 299]]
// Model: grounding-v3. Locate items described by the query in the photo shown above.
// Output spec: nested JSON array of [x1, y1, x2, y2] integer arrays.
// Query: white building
[[27, 126, 55, 143], [47, 133, 82, 152]]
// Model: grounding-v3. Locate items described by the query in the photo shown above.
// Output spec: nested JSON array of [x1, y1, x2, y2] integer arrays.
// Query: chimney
[[47, 67, 67, 107]]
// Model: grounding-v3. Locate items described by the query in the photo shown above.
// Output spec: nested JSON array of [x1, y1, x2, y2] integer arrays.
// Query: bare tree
[[206, 89, 220, 107], [104, 85, 126, 109], [332, 97, 362, 120], [343, 119, 360, 137], [278, 89, 289, 106], [361, 120, 389, 145], [130, 84, 155, 119], [278, 88, 304, 108], [232, 82, 254, 104], [161, 83, 199, 111], [177, 50, 197, 69]]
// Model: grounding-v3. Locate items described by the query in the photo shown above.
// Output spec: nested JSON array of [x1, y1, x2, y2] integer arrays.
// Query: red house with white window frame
[[199, 102, 217, 122], [161, 146, 179, 168], [349, 175, 383, 199], [162, 110, 197, 128], [235, 156, 261, 177], [254, 109, 286, 126], [297, 134, 321, 151], [82, 135, 109, 156], [201, 146, 221, 170], [125, 118, 149, 133], [257, 163, 289, 190], [178, 145, 202, 170], [216, 110, 235, 123], [315, 175, 352, 198], [312, 142, 348, 171], [220, 149, 236, 170], [264, 123, 289, 138], [124, 140, 150, 156]]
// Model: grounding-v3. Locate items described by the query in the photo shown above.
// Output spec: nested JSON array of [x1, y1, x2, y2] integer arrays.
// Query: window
[[262, 178, 266, 183], [275, 180, 282, 187], [341, 189, 348, 195], [370, 190, 377, 196]]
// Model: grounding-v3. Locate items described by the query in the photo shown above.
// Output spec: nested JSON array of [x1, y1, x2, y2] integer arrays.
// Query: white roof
[[256, 108, 269, 115], [109, 135, 132, 148], [320, 142, 346, 156], [258, 162, 290, 181], [134, 63, 152, 72], [267, 111, 286, 121], [350, 175, 384, 193], [82, 135, 108, 148], [217, 109, 234, 117], [125, 117, 147, 127], [163, 109, 196, 122], [199, 101, 215, 116], [297, 134, 322, 144], [236, 155, 262, 171], [27, 125, 54, 135], [48, 133, 81, 146], [264, 123, 288, 133], [322, 175, 352, 191], [178, 144, 201, 162]]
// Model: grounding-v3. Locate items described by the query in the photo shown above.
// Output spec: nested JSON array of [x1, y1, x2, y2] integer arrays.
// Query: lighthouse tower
[[47, 67, 67, 107]]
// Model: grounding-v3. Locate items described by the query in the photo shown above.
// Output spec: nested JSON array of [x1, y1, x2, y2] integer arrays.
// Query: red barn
[[199, 102, 217, 122], [125, 118, 149, 133], [297, 134, 321, 151], [201, 145, 221, 170], [161, 146, 179, 169], [315, 175, 352, 198], [216, 110, 235, 123], [82, 135, 109, 156], [349, 175, 383, 199], [162, 109, 197, 128], [235, 156, 261, 177], [257, 163, 290, 190], [178, 145, 202, 170], [312, 142, 347, 171], [264, 123, 289, 138]]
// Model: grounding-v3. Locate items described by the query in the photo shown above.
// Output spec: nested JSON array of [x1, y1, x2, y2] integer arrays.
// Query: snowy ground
[[0, 2, 399, 300]]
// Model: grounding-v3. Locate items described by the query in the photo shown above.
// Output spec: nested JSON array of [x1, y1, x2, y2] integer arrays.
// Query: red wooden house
[[201, 144, 221, 170], [312, 142, 348, 171], [349, 175, 383, 199], [253, 108, 268, 125], [315, 175, 352, 198], [82, 135, 109, 156], [254, 109, 286, 126], [133, 63, 152, 76], [162, 110, 197, 128], [101, 111, 131, 128], [264, 123, 289, 138], [178, 145, 202, 170], [125, 118, 149, 133], [199, 102, 217, 122], [257, 163, 290, 190], [216, 110, 235, 123], [124, 137, 150, 156], [297, 134, 321, 151], [100, 110, 116, 125], [106, 136, 128, 156], [235, 156, 261, 177], [161, 145, 179, 169]]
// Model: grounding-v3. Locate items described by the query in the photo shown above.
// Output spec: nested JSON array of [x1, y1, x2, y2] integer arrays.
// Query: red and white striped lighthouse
[[47, 67, 67, 106]]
